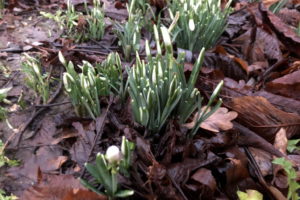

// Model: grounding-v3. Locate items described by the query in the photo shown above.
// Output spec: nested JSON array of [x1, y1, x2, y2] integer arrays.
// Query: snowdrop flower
[[106, 145, 122, 163], [189, 18, 195, 31]]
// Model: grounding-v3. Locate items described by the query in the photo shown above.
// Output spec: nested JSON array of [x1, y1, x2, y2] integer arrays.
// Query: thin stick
[[35, 101, 71, 108]]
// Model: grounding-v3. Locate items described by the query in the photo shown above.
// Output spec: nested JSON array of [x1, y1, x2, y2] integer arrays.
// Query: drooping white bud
[[189, 19, 195, 31], [106, 145, 122, 163]]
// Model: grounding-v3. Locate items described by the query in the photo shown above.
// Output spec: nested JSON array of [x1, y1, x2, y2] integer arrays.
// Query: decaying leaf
[[273, 128, 288, 154], [266, 70, 300, 100], [191, 168, 217, 192], [184, 107, 238, 133], [21, 172, 106, 200], [229, 96, 300, 142]]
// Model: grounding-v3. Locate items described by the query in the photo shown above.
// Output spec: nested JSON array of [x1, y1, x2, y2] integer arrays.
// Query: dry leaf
[[184, 107, 238, 132], [21, 173, 107, 200], [273, 128, 288, 154]]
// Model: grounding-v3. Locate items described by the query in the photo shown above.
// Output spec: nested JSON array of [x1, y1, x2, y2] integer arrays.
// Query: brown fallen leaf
[[273, 128, 288, 154], [229, 96, 300, 143], [259, 3, 300, 57], [215, 46, 249, 74], [21, 172, 107, 200], [249, 147, 273, 176], [7, 146, 68, 181], [191, 168, 217, 192], [184, 107, 238, 133], [266, 70, 300, 100]]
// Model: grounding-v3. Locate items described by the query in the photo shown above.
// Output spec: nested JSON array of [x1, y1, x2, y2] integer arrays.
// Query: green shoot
[[21, 54, 50, 104], [0, 139, 20, 167], [81, 137, 135, 199], [272, 158, 300, 200], [113, 0, 142, 61], [0, 87, 11, 120], [127, 25, 222, 134], [168, 0, 232, 52], [269, 0, 288, 13]]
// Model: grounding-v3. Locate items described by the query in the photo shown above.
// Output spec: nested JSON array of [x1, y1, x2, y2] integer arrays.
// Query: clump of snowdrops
[[168, 0, 232, 52], [127, 25, 223, 136], [59, 52, 124, 119]]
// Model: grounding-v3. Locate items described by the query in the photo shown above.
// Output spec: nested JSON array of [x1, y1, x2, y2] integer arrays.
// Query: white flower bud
[[189, 19, 195, 31], [106, 145, 122, 163]]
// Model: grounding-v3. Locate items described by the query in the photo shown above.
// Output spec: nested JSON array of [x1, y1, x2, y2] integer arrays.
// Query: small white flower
[[106, 145, 122, 163], [189, 19, 195, 31]]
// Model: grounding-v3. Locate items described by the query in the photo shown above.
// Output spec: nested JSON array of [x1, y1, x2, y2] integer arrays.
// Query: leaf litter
[[0, 0, 300, 199]]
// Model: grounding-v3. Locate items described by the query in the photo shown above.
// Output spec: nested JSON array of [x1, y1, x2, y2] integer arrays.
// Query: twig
[[35, 101, 71, 108], [80, 96, 114, 178], [260, 58, 288, 82], [168, 174, 188, 200], [244, 147, 287, 200], [3, 69, 63, 149]]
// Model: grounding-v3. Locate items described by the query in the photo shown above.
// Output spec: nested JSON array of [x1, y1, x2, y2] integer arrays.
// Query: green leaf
[[80, 178, 105, 195], [115, 190, 134, 198], [287, 139, 300, 153]]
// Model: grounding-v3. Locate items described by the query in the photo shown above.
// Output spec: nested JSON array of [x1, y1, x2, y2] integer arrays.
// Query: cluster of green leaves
[[127, 26, 222, 135], [114, 0, 143, 61], [21, 53, 50, 104], [287, 139, 300, 153], [272, 157, 300, 200], [0, 139, 19, 168], [41, 0, 104, 43], [168, 0, 232, 52], [81, 137, 135, 199], [0, 190, 17, 200], [60, 52, 124, 119]]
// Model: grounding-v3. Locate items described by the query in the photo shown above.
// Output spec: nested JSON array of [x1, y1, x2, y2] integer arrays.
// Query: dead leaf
[[191, 168, 217, 192], [229, 96, 300, 142], [204, 52, 248, 81], [253, 91, 300, 115], [260, 3, 300, 57], [273, 128, 288, 154], [249, 147, 273, 176], [277, 8, 300, 27], [7, 146, 68, 181], [184, 107, 238, 133], [266, 70, 300, 100], [21, 173, 107, 200]]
